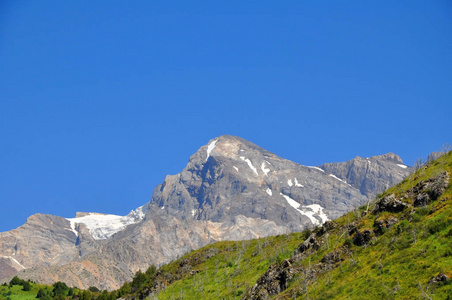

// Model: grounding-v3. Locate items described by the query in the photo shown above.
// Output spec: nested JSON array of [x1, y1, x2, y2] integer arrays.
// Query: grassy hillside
[[273, 151, 452, 299], [6, 151, 452, 299]]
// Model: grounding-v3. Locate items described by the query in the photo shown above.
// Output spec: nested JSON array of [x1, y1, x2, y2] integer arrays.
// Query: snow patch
[[67, 207, 146, 240], [266, 188, 272, 196], [206, 140, 218, 161], [240, 156, 258, 175], [329, 174, 346, 184], [191, 209, 196, 217], [308, 166, 324, 172], [280, 193, 329, 225], [294, 178, 304, 187], [67, 219, 78, 237], [233, 166, 239, 172], [287, 179, 293, 187], [397, 164, 407, 169], [261, 162, 270, 176], [161, 206, 165, 210], [301, 204, 329, 223], [1, 256, 26, 269]]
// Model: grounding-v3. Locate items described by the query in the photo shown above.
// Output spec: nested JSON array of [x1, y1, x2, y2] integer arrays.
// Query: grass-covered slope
[[271, 151, 452, 300]]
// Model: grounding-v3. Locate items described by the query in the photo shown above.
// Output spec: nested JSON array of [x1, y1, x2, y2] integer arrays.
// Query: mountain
[[103, 150, 452, 300], [0, 135, 413, 290]]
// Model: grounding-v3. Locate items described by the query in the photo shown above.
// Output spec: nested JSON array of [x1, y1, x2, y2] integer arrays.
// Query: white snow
[[294, 178, 304, 187], [240, 156, 259, 175], [266, 188, 273, 196], [191, 209, 196, 217], [161, 206, 165, 209], [66, 206, 147, 240], [206, 140, 218, 161], [233, 166, 239, 172], [68, 220, 78, 237], [329, 174, 347, 184], [301, 204, 329, 223], [1, 256, 26, 269], [287, 179, 293, 187], [308, 166, 325, 172], [397, 164, 407, 169], [280, 193, 329, 225], [261, 162, 270, 176]]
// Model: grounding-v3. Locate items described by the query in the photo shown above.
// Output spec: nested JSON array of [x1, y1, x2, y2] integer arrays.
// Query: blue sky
[[1, 1, 451, 232]]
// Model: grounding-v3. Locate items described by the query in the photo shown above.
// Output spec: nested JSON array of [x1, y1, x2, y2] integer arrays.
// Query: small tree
[[22, 281, 31, 291], [414, 157, 424, 170], [441, 143, 451, 153], [9, 276, 24, 286]]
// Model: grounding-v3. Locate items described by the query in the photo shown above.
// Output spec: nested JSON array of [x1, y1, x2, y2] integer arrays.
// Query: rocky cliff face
[[0, 135, 413, 290], [150, 135, 367, 230], [319, 153, 413, 198]]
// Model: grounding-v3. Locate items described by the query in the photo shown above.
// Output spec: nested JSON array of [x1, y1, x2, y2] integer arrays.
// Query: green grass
[[0, 282, 51, 300], [152, 232, 306, 299]]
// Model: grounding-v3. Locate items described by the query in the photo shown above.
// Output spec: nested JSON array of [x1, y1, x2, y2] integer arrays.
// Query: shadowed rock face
[[0, 135, 413, 290]]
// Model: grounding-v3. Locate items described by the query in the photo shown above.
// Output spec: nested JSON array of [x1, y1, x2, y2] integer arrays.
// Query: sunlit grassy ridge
[[275, 151, 452, 300]]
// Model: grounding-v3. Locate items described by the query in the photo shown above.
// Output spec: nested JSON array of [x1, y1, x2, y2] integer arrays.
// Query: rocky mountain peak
[[189, 135, 272, 165], [372, 152, 404, 164]]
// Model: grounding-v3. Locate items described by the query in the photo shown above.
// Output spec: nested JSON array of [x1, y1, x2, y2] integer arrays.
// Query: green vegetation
[[4, 151, 452, 299]]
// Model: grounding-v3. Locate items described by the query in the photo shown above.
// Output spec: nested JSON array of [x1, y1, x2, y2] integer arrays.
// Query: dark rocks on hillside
[[245, 259, 295, 300], [373, 216, 399, 235], [315, 221, 337, 237], [295, 234, 320, 257], [412, 172, 449, 207], [429, 273, 449, 285], [373, 194, 409, 214], [352, 229, 374, 246], [320, 247, 347, 265]]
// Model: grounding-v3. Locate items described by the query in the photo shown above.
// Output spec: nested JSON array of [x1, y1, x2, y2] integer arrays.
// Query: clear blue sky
[[1, 1, 451, 232]]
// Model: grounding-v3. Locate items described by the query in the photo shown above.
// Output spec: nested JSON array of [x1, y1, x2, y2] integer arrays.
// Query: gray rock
[[412, 172, 449, 207], [320, 153, 413, 199], [373, 194, 409, 214]]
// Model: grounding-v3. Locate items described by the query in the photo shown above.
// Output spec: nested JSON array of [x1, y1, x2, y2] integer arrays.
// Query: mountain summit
[[0, 135, 413, 290], [149, 135, 367, 231]]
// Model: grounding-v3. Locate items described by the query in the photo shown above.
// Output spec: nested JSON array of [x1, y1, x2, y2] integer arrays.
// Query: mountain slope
[[0, 135, 413, 290]]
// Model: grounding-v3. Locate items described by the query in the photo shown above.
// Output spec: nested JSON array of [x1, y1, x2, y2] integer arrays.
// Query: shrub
[[88, 286, 100, 293], [22, 281, 31, 291], [427, 217, 450, 234]]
